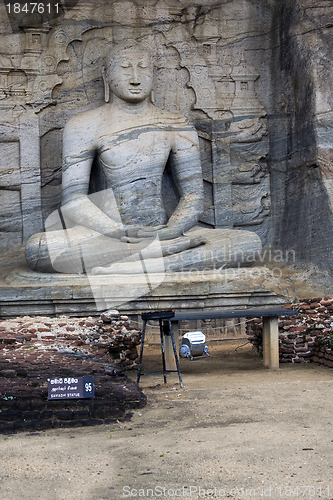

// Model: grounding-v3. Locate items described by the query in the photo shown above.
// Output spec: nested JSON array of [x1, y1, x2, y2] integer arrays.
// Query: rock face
[[0, 0, 332, 304], [270, 1, 333, 273]]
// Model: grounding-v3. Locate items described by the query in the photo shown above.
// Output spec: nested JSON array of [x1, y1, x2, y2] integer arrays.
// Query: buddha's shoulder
[[64, 106, 105, 132]]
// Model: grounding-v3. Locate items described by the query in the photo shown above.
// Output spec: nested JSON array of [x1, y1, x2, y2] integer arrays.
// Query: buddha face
[[106, 47, 153, 104]]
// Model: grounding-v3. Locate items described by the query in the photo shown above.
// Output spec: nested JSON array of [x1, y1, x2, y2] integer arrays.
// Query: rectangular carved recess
[[197, 130, 271, 243], [40, 128, 63, 222], [198, 133, 214, 227], [0, 141, 23, 245]]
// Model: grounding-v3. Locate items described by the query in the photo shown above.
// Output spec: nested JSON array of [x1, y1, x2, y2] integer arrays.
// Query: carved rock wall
[[0, 0, 332, 276]]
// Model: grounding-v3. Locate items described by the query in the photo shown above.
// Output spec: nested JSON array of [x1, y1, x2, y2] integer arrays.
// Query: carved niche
[[0, 23, 91, 244], [168, 39, 271, 243], [0, 13, 272, 248]]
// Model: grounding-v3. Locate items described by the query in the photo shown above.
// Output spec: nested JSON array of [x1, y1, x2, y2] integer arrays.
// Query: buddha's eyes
[[118, 60, 149, 69]]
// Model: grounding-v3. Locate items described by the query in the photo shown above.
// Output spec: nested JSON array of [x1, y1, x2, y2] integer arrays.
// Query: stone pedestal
[[1, 265, 292, 317]]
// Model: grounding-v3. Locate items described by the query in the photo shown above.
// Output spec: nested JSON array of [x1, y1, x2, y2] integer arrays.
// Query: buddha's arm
[[60, 116, 124, 236], [157, 127, 204, 240]]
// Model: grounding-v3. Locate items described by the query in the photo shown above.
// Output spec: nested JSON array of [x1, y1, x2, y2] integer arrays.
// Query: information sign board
[[47, 376, 94, 400]]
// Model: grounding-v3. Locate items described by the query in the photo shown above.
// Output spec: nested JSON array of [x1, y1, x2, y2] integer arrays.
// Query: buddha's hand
[[120, 225, 167, 243], [120, 225, 205, 245], [136, 225, 184, 241]]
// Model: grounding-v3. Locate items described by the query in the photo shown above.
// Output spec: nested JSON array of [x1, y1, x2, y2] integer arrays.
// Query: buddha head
[[103, 40, 154, 104]]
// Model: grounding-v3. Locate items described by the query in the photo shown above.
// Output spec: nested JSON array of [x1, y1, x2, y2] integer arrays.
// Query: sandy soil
[[0, 340, 332, 500]]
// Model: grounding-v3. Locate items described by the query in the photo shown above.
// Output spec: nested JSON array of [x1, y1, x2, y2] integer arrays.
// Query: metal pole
[[137, 319, 147, 385], [159, 319, 167, 384], [169, 319, 183, 388]]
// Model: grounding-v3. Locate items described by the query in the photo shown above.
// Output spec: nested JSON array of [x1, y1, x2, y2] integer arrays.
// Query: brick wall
[[247, 297, 333, 365], [0, 311, 145, 433]]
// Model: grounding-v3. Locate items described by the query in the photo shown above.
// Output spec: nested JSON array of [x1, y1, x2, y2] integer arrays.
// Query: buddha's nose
[[130, 66, 140, 85]]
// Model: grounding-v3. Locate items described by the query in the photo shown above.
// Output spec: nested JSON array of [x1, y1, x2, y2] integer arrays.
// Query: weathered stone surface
[[24, 39, 262, 279], [0, 0, 332, 315], [270, 1, 333, 276], [1, 266, 292, 316]]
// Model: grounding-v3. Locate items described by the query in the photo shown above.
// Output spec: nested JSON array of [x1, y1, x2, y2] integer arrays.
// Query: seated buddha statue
[[25, 41, 261, 275]]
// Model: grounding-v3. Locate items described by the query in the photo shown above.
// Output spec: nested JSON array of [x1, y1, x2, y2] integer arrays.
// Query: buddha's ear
[[102, 65, 110, 103]]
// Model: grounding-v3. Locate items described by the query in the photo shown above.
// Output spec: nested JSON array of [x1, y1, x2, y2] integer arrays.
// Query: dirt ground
[[0, 340, 332, 500]]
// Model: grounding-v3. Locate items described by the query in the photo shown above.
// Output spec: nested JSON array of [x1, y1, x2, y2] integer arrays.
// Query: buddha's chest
[[97, 128, 171, 185]]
